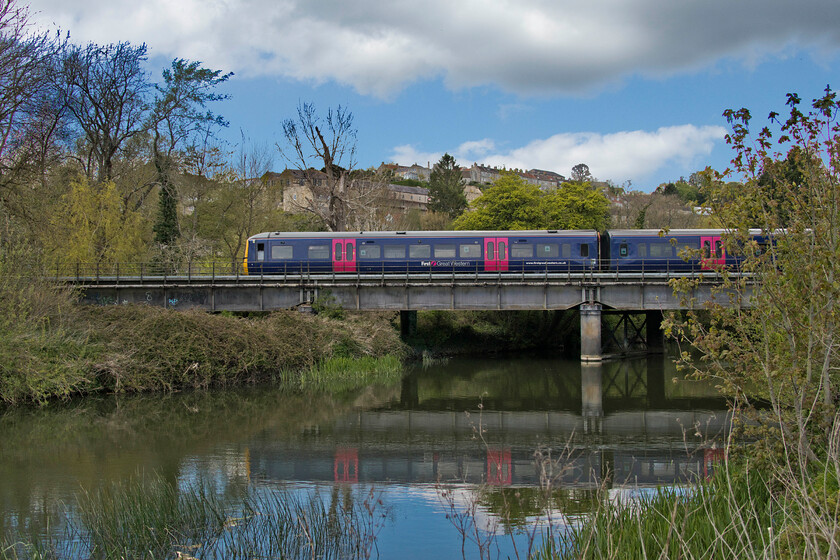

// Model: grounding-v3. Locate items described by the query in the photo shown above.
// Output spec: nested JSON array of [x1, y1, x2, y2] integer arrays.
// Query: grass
[[0, 474, 388, 560]]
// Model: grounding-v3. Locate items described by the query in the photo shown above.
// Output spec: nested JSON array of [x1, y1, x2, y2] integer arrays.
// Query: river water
[[0, 354, 730, 558]]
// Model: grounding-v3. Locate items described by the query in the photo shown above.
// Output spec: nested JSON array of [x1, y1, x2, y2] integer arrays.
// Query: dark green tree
[[427, 153, 467, 218], [150, 59, 232, 246]]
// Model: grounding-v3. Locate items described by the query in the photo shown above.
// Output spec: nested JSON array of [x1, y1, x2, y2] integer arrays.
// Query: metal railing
[[52, 258, 741, 287]]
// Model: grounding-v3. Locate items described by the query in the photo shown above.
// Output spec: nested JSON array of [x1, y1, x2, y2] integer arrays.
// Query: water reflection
[[0, 354, 730, 549]]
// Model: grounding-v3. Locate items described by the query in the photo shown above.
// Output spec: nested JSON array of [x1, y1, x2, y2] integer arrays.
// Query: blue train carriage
[[603, 229, 768, 272], [603, 229, 728, 272], [243, 230, 600, 274]]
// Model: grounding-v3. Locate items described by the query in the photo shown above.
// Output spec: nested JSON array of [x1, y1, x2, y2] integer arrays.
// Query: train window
[[619, 243, 628, 257], [346, 244, 354, 260], [334, 243, 343, 261], [714, 241, 723, 258], [384, 245, 406, 259], [536, 243, 559, 258], [638, 243, 647, 257], [580, 244, 589, 257], [511, 244, 533, 258], [308, 245, 330, 259], [435, 244, 456, 258], [409, 244, 431, 259], [487, 241, 495, 259], [561, 244, 571, 258], [650, 243, 673, 258], [459, 243, 480, 258], [498, 242, 507, 259], [359, 245, 381, 259], [271, 245, 293, 260], [702, 241, 711, 259], [256, 242, 265, 261]]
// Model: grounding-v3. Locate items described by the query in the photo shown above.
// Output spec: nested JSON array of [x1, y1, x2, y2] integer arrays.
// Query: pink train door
[[332, 239, 356, 272], [700, 236, 725, 270], [484, 237, 509, 272]]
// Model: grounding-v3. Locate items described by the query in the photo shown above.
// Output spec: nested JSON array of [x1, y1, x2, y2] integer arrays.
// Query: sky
[[25, 0, 840, 191]]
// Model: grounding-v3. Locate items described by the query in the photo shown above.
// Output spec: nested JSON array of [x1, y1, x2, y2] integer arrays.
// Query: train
[[242, 229, 761, 275]]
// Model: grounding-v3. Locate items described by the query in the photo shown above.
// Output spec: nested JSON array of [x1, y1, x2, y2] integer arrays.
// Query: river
[[0, 354, 730, 559]]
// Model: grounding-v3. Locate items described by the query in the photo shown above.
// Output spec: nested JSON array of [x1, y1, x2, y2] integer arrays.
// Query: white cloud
[[389, 145, 442, 168], [25, 0, 840, 98], [392, 125, 726, 184]]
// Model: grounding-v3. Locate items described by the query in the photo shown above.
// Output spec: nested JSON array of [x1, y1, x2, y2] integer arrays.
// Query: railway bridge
[[66, 263, 750, 361]]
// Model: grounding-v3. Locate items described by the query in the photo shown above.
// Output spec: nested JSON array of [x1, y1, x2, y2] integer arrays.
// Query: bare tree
[[58, 41, 148, 185], [0, 0, 67, 222], [278, 102, 385, 231]]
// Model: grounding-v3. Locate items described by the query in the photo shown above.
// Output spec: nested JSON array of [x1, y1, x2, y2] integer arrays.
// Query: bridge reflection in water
[[248, 355, 730, 489]]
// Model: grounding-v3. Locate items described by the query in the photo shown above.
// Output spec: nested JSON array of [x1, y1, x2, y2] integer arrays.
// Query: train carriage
[[602, 229, 764, 272], [244, 230, 600, 275]]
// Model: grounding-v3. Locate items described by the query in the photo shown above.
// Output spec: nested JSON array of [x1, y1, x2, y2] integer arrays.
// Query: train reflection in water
[[248, 357, 730, 489]]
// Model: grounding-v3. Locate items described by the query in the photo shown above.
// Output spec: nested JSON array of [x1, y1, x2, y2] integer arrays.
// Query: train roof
[[606, 228, 765, 237], [247, 230, 599, 241]]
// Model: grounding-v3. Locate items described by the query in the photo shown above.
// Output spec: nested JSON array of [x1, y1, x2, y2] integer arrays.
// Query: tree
[[453, 173, 543, 230], [571, 163, 592, 183], [59, 41, 149, 185], [541, 181, 610, 230], [149, 59, 232, 247], [453, 172, 610, 231], [428, 153, 467, 218], [0, 0, 67, 229], [665, 88, 840, 555], [278, 102, 385, 232]]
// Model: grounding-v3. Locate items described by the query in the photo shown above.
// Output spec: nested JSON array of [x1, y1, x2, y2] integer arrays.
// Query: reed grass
[[294, 355, 403, 392], [0, 475, 388, 560], [539, 467, 775, 560]]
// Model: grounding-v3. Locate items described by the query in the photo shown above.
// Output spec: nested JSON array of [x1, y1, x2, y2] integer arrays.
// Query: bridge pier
[[580, 303, 603, 362], [580, 306, 665, 362]]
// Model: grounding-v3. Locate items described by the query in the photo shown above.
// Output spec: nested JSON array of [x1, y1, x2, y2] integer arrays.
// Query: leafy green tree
[[428, 153, 467, 218], [452, 173, 543, 230], [541, 181, 610, 230], [49, 177, 148, 265], [453, 172, 610, 230], [666, 88, 840, 555]]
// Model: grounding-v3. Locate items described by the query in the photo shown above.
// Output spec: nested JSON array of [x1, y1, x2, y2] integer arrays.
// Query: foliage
[[452, 172, 609, 231], [150, 58, 232, 247], [0, 241, 96, 405], [428, 153, 467, 218], [664, 87, 840, 558], [48, 177, 149, 265]]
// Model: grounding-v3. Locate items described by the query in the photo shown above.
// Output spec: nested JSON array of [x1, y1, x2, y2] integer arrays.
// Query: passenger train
[[243, 229, 759, 275]]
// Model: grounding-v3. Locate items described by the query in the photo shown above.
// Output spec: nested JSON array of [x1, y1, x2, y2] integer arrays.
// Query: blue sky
[[27, 0, 840, 191]]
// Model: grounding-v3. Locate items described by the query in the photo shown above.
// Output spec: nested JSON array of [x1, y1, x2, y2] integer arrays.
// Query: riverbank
[[0, 288, 408, 405]]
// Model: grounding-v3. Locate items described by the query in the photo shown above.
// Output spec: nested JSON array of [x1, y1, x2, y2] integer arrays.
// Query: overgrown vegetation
[[658, 88, 840, 559], [0, 244, 407, 404]]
